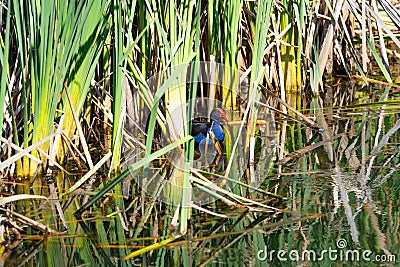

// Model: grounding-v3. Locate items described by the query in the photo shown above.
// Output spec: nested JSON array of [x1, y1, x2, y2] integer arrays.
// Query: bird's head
[[210, 108, 228, 122]]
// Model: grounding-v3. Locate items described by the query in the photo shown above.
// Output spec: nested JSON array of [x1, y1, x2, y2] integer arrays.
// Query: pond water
[[2, 78, 400, 266]]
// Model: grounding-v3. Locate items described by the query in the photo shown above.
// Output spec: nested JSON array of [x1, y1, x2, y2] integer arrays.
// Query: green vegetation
[[0, 0, 399, 265]]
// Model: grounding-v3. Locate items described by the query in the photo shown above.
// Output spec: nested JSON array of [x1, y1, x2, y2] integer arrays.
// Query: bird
[[191, 108, 227, 161]]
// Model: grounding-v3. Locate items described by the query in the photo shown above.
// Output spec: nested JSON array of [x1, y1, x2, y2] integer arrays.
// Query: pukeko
[[191, 108, 227, 161]]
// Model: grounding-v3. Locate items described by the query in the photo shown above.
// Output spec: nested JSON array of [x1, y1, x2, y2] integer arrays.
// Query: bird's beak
[[218, 108, 228, 120]]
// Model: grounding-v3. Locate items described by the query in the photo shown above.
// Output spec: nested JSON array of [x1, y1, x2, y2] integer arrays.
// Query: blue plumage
[[191, 108, 227, 152], [197, 118, 225, 145]]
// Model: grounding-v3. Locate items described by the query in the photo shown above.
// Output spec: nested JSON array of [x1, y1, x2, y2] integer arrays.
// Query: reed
[[222, 0, 242, 110], [245, 0, 273, 174], [0, 4, 11, 165], [7, 0, 109, 182], [110, 0, 124, 173], [59, 0, 108, 163], [1, 0, 397, 178], [147, 0, 199, 233]]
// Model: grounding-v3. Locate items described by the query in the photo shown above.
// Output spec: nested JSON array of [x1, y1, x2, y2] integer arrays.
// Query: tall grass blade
[[0, 3, 10, 143], [0, 194, 47, 206]]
